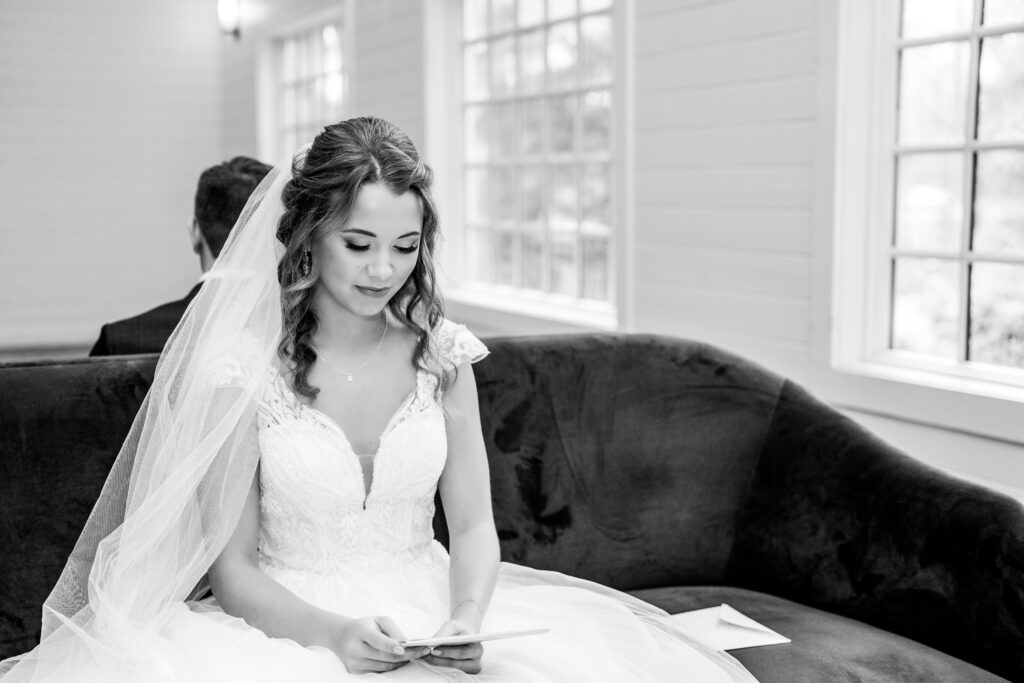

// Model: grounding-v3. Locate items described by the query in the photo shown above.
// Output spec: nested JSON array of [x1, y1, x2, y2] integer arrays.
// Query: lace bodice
[[231, 320, 487, 577]]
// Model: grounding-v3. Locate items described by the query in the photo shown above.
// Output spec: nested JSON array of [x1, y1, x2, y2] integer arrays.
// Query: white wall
[[0, 0, 223, 355]]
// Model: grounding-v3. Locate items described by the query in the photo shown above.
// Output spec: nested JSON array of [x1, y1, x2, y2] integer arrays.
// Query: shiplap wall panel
[[350, 0, 425, 149], [632, 0, 816, 384], [637, 123, 814, 168], [636, 280, 810, 343], [635, 245, 811, 298], [636, 32, 816, 93], [638, 77, 815, 129], [0, 0, 222, 349], [637, 207, 812, 253], [636, 0, 815, 54]]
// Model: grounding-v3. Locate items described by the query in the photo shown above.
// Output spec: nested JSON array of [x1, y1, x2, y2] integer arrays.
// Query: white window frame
[[814, 0, 1024, 445], [256, 4, 354, 162], [425, 0, 633, 335]]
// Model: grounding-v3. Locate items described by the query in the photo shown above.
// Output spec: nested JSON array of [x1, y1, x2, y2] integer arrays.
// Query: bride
[[0, 117, 757, 681]]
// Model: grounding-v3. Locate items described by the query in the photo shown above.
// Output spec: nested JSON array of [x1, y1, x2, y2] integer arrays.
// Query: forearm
[[447, 521, 500, 630], [210, 561, 348, 648]]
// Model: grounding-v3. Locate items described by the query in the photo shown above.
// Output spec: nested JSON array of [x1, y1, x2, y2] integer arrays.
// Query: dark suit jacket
[[89, 284, 202, 356]]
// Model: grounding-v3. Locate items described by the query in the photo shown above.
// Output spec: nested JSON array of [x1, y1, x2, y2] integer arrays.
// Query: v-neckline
[[278, 369, 422, 509]]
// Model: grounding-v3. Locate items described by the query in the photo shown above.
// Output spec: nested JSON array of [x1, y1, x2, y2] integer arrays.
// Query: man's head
[[191, 156, 273, 269]]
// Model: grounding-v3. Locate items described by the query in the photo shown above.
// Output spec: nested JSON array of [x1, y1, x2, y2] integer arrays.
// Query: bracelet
[[450, 598, 481, 620]]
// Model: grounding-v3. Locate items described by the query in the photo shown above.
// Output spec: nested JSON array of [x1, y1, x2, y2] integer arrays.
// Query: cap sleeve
[[436, 319, 489, 369]]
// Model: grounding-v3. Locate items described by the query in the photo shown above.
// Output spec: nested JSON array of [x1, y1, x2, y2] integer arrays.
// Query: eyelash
[[344, 243, 419, 254]]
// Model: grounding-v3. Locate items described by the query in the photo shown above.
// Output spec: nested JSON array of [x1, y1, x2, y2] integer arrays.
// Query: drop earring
[[299, 249, 312, 277]]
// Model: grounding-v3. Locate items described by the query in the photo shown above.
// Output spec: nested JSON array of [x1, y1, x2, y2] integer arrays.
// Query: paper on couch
[[663, 604, 791, 651]]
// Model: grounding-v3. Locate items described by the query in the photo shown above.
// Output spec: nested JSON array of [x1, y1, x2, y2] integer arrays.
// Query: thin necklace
[[314, 315, 388, 382]]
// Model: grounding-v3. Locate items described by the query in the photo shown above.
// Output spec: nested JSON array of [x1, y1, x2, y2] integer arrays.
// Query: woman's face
[[311, 182, 423, 320]]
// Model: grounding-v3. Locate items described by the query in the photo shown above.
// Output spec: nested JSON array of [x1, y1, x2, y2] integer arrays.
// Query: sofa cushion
[[630, 585, 1009, 682]]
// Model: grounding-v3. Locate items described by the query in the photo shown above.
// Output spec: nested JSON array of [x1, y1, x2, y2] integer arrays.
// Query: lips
[[356, 285, 391, 298]]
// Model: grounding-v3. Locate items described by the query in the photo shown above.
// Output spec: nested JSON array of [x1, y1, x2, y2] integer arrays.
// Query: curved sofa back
[[470, 334, 784, 590]]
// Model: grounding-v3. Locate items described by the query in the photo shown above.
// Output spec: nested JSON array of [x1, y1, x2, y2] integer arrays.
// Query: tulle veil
[[0, 150, 302, 680]]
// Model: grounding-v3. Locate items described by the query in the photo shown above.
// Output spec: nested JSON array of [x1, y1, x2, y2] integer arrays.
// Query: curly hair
[[275, 117, 446, 400]]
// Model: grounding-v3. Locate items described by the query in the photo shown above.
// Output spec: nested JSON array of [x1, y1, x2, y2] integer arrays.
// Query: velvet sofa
[[1, 334, 1022, 681]]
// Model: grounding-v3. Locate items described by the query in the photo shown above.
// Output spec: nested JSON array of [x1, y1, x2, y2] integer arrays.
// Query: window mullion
[[958, 4, 983, 365]]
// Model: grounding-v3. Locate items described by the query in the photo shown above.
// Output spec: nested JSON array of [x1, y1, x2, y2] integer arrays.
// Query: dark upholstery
[[1, 334, 1021, 682]]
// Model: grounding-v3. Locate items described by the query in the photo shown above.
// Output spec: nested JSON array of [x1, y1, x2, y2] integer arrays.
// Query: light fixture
[[217, 0, 241, 40]]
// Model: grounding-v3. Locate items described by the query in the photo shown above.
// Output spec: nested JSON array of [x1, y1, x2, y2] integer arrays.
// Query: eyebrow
[[342, 228, 421, 239]]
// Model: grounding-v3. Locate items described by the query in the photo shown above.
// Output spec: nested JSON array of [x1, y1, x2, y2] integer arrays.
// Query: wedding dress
[[128, 320, 752, 682], [0, 147, 757, 682]]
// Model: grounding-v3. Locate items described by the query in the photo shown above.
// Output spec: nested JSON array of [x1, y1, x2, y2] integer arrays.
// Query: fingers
[[361, 658, 410, 673], [361, 623, 404, 658], [376, 615, 407, 643], [422, 652, 483, 674], [428, 642, 483, 661]]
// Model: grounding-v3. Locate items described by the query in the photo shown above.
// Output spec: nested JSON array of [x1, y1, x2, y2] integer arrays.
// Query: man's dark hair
[[194, 156, 273, 257]]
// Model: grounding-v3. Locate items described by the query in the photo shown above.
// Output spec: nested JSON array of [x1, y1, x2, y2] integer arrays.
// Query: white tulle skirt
[[2, 543, 756, 682]]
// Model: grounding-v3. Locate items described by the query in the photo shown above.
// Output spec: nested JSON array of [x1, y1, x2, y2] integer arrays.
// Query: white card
[[663, 603, 791, 651], [400, 627, 550, 648]]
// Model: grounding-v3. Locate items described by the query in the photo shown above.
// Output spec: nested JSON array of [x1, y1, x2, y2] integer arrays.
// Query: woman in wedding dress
[[0, 117, 756, 682]]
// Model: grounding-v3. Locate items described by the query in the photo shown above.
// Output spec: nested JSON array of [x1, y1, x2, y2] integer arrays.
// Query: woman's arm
[[424, 362, 500, 673], [208, 464, 426, 673]]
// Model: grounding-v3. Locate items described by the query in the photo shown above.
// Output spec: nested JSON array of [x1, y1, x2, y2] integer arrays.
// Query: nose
[[367, 252, 395, 281]]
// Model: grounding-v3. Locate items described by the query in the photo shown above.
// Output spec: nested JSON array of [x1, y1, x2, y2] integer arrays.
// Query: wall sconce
[[218, 0, 241, 40]]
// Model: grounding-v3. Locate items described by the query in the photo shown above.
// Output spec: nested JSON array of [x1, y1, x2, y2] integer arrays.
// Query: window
[[460, 0, 616, 309], [275, 19, 347, 155], [833, 0, 1024, 392]]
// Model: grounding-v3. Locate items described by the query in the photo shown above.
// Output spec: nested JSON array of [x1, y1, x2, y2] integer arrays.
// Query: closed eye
[[344, 242, 370, 252], [395, 243, 419, 254]]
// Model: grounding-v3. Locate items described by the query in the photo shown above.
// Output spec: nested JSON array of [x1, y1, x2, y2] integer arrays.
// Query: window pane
[[490, 0, 515, 34], [983, 0, 1024, 26], [547, 21, 579, 91], [518, 99, 544, 157], [494, 166, 515, 223], [467, 230, 492, 282], [465, 105, 493, 162], [894, 153, 963, 251], [549, 94, 577, 155], [519, 28, 546, 94], [580, 0, 612, 11], [283, 85, 297, 126], [550, 233, 579, 296], [582, 235, 609, 301], [581, 162, 610, 229], [493, 229, 516, 285], [464, 42, 490, 101], [549, 0, 577, 22], [902, 0, 973, 39], [582, 89, 611, 153], [978, 32, 1024, 142], [519, 165, 545, 227], [322, 25, 342, 72], [283, 40, 298, 83], [580, 14, 612, 86], [521, 231, 545, 290], [898, 42, 969, 145], [973, 150, 1024, 254], [891, 257, 960, 358], [969, 263, 1024, 368], [493, 102, 516, 159], [465, 167, 490, 225], [549, 164, 578, 227], [519, 0, 544, 27], [464, 0, 488, 40], [491, 36, 517, 97]]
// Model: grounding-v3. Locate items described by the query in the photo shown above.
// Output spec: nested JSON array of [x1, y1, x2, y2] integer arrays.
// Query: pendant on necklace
[[346, 375, 353, 382]]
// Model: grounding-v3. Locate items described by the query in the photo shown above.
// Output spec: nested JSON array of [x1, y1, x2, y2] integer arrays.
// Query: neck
[[312, 294, 387, 350]]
